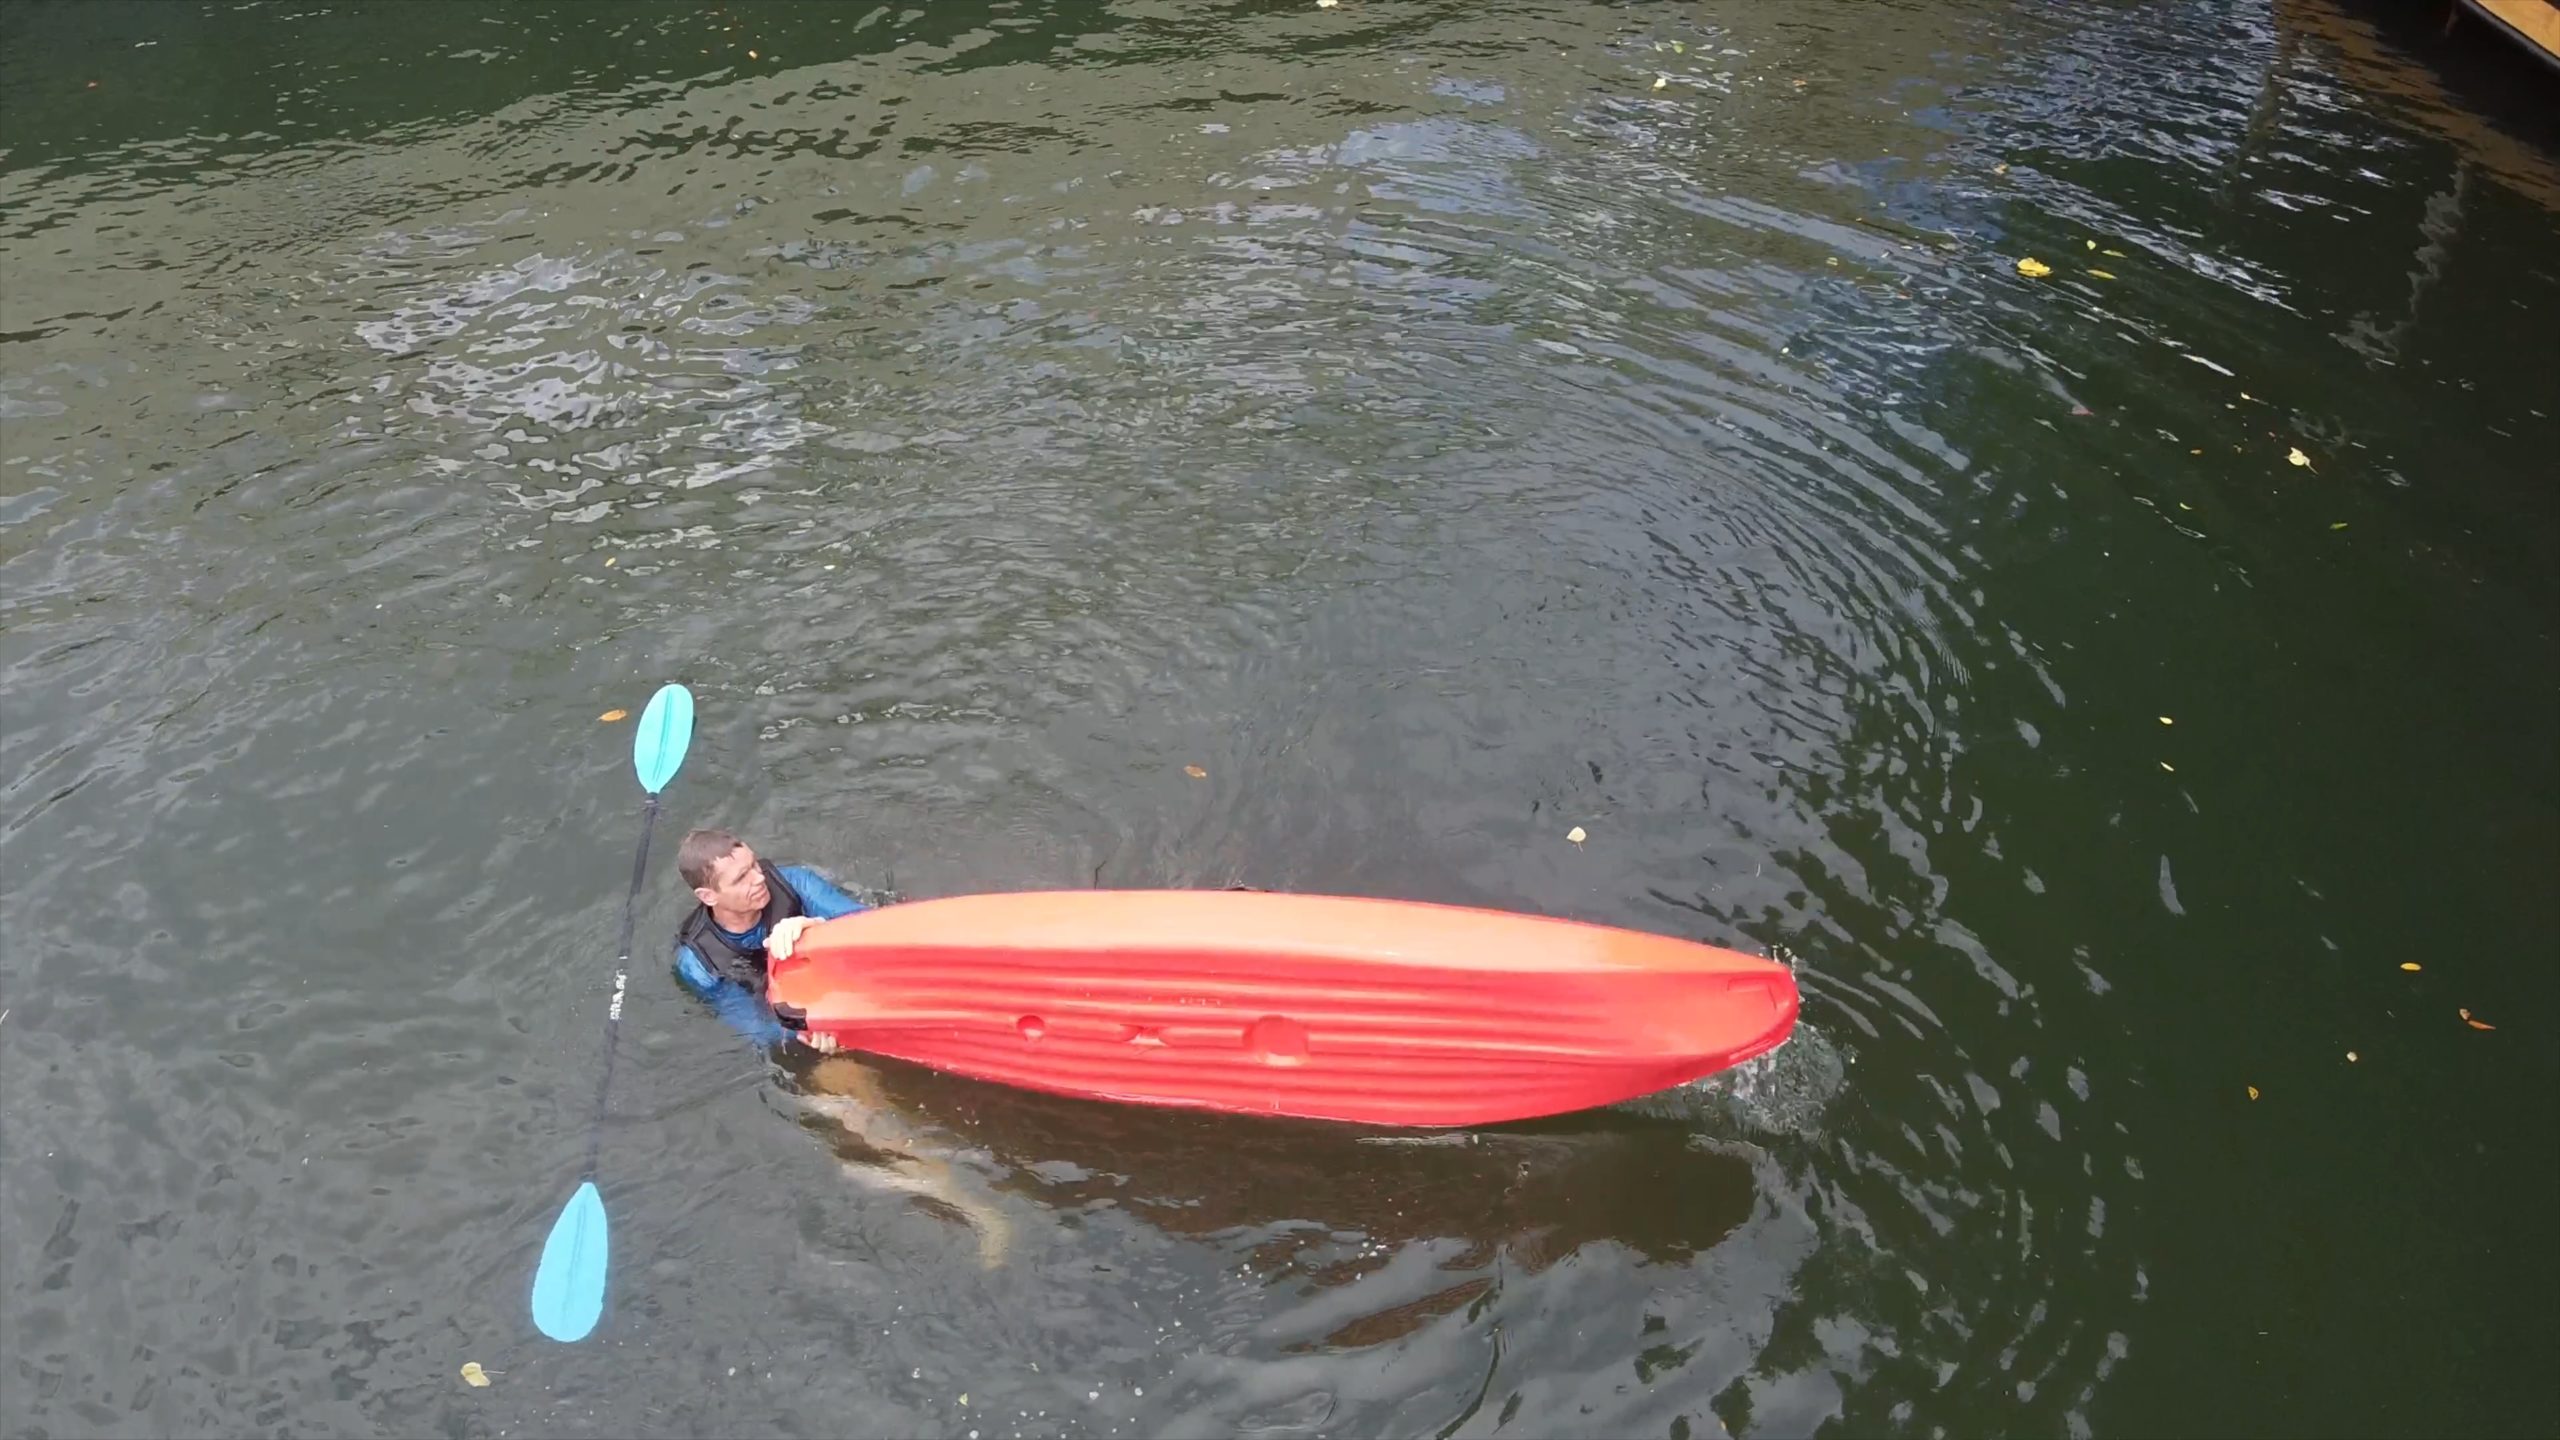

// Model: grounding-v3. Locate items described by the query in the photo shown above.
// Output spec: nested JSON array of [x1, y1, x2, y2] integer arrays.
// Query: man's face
[[694, 845, 768, 913]]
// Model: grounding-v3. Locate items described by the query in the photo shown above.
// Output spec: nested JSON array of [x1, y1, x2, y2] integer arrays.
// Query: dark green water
[[4, 2, 2555, 1436]]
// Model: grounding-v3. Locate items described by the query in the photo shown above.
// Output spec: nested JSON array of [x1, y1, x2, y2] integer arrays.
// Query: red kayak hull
[[766, 890, 1798, 1128]]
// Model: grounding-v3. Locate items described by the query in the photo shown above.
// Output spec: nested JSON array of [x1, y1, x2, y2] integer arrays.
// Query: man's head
[[678, 827, 769, 914]]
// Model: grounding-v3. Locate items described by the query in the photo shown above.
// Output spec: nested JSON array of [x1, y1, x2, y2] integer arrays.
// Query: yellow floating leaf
[[2346, 1050, 2358, 1062], [1566, 826, 1588, 844], [2015, 257, 2052, 278], [1183, 765, 1207, 779], [604, 556, 617, 567], [2286, 447, 2312, 468], [2085, 240, 2096, 250], [959, 1394, 970, 1407], [2160, 761, 2175, 772], [2103, 249, 2126, 257], [599, 709, 629, 723], [2459, 1008, 2472, 1020], [747, 49, 759, 59], [1994, 162, 2010, 175], [1652, 75, 1669, 90], [2329, 522, 2349, 531], [2088, 269, 2117, 280], [2159, 716, 2174, 725], [1670, 39, 1685, 53], [460, 1362, 490, 1389], [2246, 1085, 2259, 1100], [2399, 962, 2420, 972]]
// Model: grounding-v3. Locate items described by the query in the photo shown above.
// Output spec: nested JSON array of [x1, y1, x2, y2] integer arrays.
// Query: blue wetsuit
[[672, 863, 866, 1045]]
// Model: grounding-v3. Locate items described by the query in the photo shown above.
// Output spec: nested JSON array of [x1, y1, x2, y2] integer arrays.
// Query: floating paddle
[[531, 681, 695, 1343]]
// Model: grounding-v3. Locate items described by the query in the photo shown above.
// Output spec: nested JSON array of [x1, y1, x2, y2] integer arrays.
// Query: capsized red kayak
[[766, 890, 1797, 1128]]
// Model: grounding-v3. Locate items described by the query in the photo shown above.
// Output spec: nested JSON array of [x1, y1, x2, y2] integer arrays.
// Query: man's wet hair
[[677, 827, 748, 890]]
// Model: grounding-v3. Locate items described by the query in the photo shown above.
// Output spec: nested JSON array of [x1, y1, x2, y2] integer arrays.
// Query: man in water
[[671, 826, 865, 1045], [672, 827, 1013, 1264]]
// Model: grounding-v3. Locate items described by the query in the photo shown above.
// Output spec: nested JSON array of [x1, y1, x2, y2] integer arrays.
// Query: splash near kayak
[[765, 890, 1798, 1128]]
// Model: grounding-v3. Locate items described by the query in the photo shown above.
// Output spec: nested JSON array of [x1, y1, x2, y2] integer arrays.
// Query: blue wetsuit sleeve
[[706, 983, 788, 1047], [673, 942, 788, 1047], [778, 864, 867, 920], [673, 942, 721, 998]]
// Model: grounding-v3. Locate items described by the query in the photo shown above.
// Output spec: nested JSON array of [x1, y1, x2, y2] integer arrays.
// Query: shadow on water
[[767, 1048, 1780, 1438], [792, 1048, 1761, 1295]]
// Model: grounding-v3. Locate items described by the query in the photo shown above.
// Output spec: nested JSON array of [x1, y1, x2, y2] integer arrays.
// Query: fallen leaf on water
[[1994, 162, 2010, 175], [748, 49, 759, 59], [2459, 1008, 2474, 1021], [2016, 257, 2052, 278], [2088, 269, 2117, 279], [2103, 248, 2127, 257], [2190, 448, 2203, 455], [2159, 716, 2174, 725], [2287, 447, 2313, 469], [2346, 1051, 2359, 1062], [2329, 522, 2349, 531], [2085, 240, 2096, 250], [460, 1363, 490, 1389], [604, 556, 617, 566], [2400, 962, 2421, 972], [1567, 826, 1588, 844], [2239, 392, 2254, 401], [2247, 1085, 2259, 1100], [1671, 40, 1685, 53], [599, 709, 629, 723], [1652, 75, 1669, 90], [2160, 761, 2175, 772], [2468, 1019, 2496, 1031], [1184, 765, 1207, 779]]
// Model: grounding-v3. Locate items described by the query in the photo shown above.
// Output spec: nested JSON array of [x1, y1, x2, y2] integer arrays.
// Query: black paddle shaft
[[583, 791, 662, 1176]]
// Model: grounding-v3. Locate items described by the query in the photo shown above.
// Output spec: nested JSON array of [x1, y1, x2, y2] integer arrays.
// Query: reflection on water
[[787, 1050, 1799, 1438], [3, 1, 2554, 1437]]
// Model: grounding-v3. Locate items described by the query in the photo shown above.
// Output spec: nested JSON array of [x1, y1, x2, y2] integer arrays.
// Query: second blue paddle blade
[[632, 683, 693, 795], [531, 1180, 608, 1342]]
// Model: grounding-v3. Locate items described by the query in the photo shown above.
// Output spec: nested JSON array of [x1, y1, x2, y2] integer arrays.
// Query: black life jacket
[[674, 859, 805, 988]]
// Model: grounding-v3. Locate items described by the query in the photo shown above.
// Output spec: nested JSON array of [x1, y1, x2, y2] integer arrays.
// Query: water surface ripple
[[4, 3, 2554, 1437]]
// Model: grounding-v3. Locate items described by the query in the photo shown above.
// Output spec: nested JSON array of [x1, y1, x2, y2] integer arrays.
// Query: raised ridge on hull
[[766, 889, 1799, 1128]]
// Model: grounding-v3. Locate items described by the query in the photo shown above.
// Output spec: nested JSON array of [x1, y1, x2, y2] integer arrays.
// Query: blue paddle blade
[[632, 683, 693, 796], [531, 1180, 608, 1342]]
